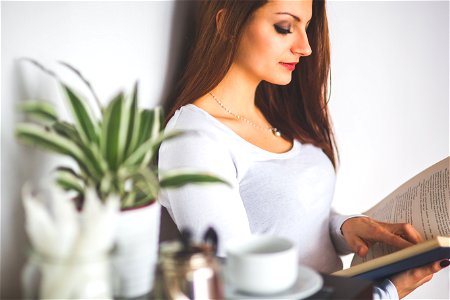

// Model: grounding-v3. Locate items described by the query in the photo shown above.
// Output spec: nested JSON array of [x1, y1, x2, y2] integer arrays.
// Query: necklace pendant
[[209, 92, 281, 137], [272, 128, 281, 137]]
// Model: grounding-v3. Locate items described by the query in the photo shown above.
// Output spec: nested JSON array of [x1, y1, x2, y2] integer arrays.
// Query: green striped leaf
[[99, 172, 114, 199], [55, 166, 83, 179], [121, 130, 179, 168], [78, 142, 107, 180], [159, 169, 229, 189], [55, 168, 85, 193], [125, 108, 161, 156], [58, 61, 102, 113], [52, 122, 106, 179], [137, 109, 153, 146], [125, 108, 163, 165], [19, 100, 58, 124], [52, 121, 82, 144], [126, 104, 142, 157], [134, 168, 160, 200], [116, 165, 159, 201], [141, 130, 184, 167], [149, 106, 164, 140], [100, 92, 124, 170], [15, 123, 85, 161], [16, 124, 103, 179], [122, 191, 137, 208], [141, 107, 164, 164], [132, 193, 155, 207], [116, 92, 132, 165], [122, 138, 154, 167], [124, 82, 139, 158], [20, 58, 59, 80], [63, 84, 99, 145]]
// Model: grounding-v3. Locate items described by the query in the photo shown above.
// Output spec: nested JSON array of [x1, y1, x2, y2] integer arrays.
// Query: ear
[[215, 8, 226, 33]]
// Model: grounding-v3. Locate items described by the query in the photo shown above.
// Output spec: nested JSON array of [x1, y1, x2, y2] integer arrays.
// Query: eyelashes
[[274, 22, 311, 35], [274, 24, 292, 35]]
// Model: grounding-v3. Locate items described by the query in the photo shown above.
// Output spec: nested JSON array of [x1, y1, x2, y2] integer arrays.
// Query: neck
[[209, 63, 261, 116]]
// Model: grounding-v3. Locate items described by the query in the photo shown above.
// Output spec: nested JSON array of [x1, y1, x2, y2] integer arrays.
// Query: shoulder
[[159, 106, 236, 174], [165, 103, 237, 145], [165, 104, 206, 131]]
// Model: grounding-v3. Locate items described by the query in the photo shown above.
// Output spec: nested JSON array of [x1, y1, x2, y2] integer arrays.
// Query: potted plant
[[15, 59, 227, 298]]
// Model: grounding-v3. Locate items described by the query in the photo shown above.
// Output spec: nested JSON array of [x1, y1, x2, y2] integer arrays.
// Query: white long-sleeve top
[[158, 104, 398, 298]]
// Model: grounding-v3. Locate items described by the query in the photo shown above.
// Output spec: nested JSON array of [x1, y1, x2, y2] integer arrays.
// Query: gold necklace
[[209, 92, 282, 137]]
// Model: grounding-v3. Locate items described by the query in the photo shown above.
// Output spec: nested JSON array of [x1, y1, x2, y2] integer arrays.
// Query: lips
[[279, 62, 297, 71]]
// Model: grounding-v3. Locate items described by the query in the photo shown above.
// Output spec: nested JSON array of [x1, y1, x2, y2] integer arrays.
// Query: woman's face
[[233, 0, 313, 85]]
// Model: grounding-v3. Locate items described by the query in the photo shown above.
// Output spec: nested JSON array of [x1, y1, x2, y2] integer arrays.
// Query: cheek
[[234, 24, 292, 84], [238, 26, 280, 68]]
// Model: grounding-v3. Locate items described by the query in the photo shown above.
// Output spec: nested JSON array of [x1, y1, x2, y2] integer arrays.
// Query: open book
[[333, 157, 450, 280]]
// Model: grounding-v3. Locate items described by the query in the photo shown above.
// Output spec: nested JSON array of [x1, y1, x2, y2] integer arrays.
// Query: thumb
[[347, 236, 369, 257]]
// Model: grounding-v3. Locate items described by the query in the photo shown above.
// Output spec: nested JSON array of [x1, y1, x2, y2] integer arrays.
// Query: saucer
[[224, 265, 323, 299]]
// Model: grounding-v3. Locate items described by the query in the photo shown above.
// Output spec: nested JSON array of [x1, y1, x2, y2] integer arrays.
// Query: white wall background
[[327, 1, 449, 299], [1, 1, 448, 299]]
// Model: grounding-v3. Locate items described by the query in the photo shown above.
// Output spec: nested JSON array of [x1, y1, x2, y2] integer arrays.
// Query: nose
[[291, 30, 312, 57]]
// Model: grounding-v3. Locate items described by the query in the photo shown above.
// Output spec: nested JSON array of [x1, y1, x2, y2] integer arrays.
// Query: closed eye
[[274, 24, 292, 35]]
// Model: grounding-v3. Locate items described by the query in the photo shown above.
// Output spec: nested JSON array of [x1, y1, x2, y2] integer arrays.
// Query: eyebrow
[[275, 12, 311, 24]]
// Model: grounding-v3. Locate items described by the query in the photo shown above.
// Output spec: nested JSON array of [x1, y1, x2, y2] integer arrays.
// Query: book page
[[352, 157, 450, 265]]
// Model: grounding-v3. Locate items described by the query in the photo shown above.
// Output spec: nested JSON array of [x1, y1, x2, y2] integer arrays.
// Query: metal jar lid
[[159, 240, 217, 272]]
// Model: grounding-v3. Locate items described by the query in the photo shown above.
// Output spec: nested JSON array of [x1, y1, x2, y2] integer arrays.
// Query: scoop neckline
[[182, 104, 301, 158]]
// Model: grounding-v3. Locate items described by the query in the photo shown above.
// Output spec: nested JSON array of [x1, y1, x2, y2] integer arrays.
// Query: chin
[[266, 76, 292, 86]]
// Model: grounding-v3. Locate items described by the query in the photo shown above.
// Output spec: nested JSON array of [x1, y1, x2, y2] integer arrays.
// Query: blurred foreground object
[[155, 227, 224, 299], [21, 184, 119, 299], [15, 58, 227, 209], [15, 58, 228, 297]]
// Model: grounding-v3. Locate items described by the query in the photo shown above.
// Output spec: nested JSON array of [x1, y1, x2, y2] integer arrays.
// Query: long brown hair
[[166, 0, 338, 167]]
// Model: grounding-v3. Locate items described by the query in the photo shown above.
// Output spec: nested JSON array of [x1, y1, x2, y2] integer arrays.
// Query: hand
[[340, 217, 423, 257], [340, 217, 449, 298], [390, 259, 450, 298]]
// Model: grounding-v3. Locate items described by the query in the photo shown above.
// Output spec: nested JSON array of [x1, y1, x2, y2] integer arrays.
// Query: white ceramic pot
[[112, 201, 161, 298]]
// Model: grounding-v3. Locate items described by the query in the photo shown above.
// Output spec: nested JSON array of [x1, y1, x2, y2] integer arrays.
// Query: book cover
[[333, 236, 450, 280]]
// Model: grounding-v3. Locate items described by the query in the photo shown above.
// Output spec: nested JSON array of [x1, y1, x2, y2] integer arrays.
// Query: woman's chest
[[237, 145, 336, 222]]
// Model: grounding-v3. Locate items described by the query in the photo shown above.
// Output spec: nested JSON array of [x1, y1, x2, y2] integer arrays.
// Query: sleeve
[[158, 130, 251, 257], [329, 209, 369, 255], [373, 279, 399, 300]]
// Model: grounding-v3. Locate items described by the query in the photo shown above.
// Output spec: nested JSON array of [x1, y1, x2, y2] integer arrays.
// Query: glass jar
[[22, 250, 112, 299], [155, 240, 224, 300]]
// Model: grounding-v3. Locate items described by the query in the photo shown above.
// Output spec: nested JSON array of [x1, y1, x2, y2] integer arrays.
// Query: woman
[[158, 0, 448, 298]]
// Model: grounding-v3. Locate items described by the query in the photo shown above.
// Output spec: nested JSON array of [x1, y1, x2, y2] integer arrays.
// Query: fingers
[[415, 273, 434, 287], [402, 224, 424, 243], [383, 222, 424, 244], [341, 218, 423, 255], [390, 259, 449, 298], [410, 260, 448, 282], [409, 260, 447, 283], [370, 227, 414, 250], [411, 261, 438, 279], [346, 235, 369, 257], [357, 244, 369, 257]]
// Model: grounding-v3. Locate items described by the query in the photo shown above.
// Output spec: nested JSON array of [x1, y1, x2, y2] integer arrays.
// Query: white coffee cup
[[225, 235, 298, 295]]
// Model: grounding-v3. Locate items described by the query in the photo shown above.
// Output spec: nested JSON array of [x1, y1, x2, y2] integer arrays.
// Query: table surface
[[147, 267, 374, 300]]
